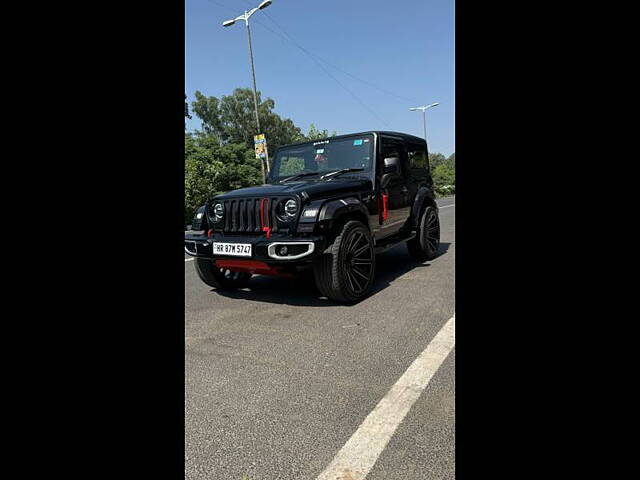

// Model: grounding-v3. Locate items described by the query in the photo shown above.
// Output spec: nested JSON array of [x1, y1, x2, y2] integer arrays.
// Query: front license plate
[[212, 242, 252, 257]]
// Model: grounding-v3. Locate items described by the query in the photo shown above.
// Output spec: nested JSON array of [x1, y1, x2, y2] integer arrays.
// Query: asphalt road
[[185, 196, 455, 480]]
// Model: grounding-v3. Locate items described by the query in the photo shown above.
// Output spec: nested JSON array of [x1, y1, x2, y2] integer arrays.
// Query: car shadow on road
[[212, 242, 451, 307]]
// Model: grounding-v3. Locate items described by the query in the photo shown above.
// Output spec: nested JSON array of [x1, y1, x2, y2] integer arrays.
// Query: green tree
[[184, 131, 262, 222], [184, 94, 191, 120], [191, 88, 304, 152], [428, 152, 447, 171], [446, 152, 455, 169], [430, 152, 455, 197], [305, 123, 337, 140]]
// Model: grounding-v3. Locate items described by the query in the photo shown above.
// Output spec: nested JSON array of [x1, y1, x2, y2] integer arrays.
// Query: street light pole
[[409, 102, 439, 142], [223, 1, 274, 183], [245, 18, 261, 136]]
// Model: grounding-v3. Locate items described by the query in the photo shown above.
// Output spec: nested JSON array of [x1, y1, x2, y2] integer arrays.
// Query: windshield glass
[[269, 134, 374, 183]]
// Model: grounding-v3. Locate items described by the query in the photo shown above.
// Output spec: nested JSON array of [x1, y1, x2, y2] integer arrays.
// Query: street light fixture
[[222, 0, 274, 182], [409, 102, 439, 141]]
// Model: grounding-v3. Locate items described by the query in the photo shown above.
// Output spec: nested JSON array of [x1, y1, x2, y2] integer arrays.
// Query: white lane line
[[185, 258, 194, 262], [316, 316, 455, 480]]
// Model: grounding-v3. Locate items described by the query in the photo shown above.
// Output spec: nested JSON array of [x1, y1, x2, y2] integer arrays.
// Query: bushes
[[429, 152, 455, 197]]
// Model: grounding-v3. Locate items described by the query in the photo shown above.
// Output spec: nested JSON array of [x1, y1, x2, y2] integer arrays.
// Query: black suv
[[185, 131, 440, 303]]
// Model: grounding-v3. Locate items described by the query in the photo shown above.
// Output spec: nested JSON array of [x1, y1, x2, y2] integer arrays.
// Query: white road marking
[[315, 316, 455, 480], [185, 258, 194, 262]]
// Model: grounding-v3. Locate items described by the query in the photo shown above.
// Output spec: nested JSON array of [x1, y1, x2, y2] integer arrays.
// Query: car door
[[378, 136, 411, 238]]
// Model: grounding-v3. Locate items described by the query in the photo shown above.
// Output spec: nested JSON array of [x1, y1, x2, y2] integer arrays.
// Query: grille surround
[[207, 196, 298, 235]]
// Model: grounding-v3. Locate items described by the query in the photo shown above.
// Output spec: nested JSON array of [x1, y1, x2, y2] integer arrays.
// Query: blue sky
[[185, 0, 455, 155]]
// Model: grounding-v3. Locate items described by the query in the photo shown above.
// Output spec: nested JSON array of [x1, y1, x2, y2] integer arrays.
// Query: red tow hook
[[207, 228, 214, 238]]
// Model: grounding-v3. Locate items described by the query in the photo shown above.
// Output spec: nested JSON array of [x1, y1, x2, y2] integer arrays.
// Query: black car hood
[[214, 177, 373, 201]]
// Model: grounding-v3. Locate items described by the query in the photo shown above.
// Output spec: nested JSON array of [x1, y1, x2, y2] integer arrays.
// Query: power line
[[251, 18, 390, 128], [256, 6, 420, 104], [206, 0, 391, 129]]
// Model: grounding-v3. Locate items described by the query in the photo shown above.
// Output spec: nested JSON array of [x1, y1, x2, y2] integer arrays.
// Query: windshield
[[269, 134, 374, 183]]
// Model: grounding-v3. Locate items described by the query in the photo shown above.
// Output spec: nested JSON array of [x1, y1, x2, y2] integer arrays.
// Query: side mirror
[[383, 157, 401, 175]]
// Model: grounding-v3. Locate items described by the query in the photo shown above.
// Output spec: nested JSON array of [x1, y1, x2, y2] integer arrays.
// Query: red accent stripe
[[215, 259, 290, 277], [260, 198, 272, 239], [382, 193, 389, 222]]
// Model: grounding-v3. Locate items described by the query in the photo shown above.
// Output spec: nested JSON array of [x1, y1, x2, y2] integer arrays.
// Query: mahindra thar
[[185, 131, 440, 303]]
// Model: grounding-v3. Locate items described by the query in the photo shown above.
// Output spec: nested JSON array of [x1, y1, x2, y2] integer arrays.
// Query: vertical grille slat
[[224, 200, 231, 231], [253, 198, 260, 233], [247, 199, 254, 232], [270, 197, 278, 233], [233, 200, 240, 230], [238, 199, 245, 232]]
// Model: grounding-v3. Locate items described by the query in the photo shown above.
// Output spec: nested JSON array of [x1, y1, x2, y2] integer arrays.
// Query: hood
[[214, 177, 373, 201]]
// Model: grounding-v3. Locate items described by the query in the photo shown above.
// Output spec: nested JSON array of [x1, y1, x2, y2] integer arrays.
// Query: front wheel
[[194, 257, 252, 289], [407, 205, 440, 261], [313, 220, 376, 303]]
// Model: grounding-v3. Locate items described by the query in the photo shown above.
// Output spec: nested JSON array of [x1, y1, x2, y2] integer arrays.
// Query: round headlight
[[284, 199, 298, 218], [213, 203, 224, 221]]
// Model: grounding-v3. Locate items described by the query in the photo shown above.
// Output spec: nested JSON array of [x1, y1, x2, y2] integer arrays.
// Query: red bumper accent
[[215, 259, 289, 277]]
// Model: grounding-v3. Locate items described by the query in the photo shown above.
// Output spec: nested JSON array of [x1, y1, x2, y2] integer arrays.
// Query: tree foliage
[[184, 132, 262, 221], [429, 152, 456, 197], [191, 88, 304, 152], [304, 123, 337, 141]]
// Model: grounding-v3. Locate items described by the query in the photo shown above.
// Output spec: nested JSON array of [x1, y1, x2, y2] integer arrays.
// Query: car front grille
[[211, 196, 287, 235]]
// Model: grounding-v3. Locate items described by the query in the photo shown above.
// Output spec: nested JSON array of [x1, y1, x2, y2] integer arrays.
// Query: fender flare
[[317, 197, 370, 229], [411, 187, 437, 228]]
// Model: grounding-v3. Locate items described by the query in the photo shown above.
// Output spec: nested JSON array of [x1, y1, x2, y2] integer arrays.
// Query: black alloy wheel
[[407, 205, 440, 261], [313, 220, 376, 303], [342, 228, 375, 295]]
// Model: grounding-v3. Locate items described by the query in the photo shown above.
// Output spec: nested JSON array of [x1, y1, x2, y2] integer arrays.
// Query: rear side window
[[407, 144, 429, 175]]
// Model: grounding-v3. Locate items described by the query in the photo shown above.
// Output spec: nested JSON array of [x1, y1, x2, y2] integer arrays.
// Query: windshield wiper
[[320, 168, 364, 180], [279, 172, 321, 183]]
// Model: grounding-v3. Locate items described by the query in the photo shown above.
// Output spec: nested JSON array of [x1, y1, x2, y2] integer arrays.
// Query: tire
[[313, 220, 376, 303], [194, 257, 252, 289], [407, 205, 440, 261]]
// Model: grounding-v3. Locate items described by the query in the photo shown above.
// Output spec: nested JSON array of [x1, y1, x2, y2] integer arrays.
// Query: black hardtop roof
[[276, 131, 427, 151]]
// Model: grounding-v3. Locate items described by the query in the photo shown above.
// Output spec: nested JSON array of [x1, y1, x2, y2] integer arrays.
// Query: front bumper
[[184, 231, 326, 264]]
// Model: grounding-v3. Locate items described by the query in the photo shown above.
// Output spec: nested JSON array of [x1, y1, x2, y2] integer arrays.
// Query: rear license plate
[[212, 242, 252, 257]]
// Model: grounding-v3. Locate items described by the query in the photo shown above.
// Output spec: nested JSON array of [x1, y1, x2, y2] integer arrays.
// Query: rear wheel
[[194, 258, 252, 289], [407, 205, 440, 261], [313, 220, 375, 303]]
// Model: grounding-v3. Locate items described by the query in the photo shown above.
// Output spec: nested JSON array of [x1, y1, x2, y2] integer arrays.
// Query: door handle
[[400, 186, 408, 194]]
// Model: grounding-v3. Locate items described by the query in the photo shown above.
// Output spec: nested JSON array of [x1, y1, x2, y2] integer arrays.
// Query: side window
[[407, 144, 428, 176], [380, 139, 406, 175]]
